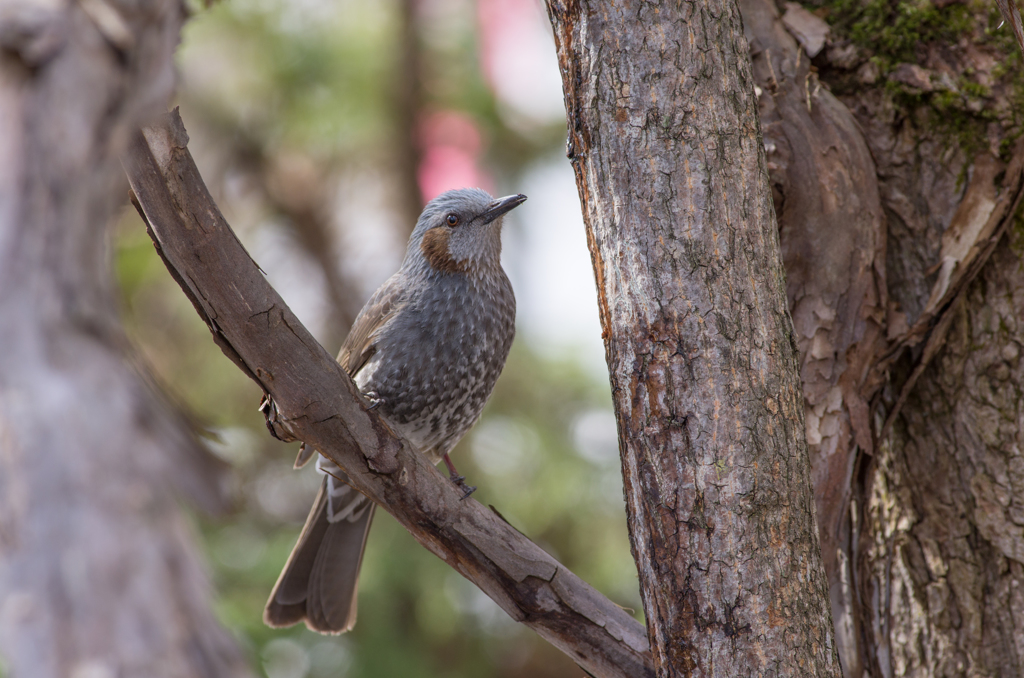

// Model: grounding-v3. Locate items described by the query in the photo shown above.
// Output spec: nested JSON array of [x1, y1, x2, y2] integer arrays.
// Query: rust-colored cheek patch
[[421, 228, 467, 273]]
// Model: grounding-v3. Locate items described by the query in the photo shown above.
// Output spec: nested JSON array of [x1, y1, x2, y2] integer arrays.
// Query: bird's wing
[[291, 274, 408, 471], [336, 271, 408, 378]]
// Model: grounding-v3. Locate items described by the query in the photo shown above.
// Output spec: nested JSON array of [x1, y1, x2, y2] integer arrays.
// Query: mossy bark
[[749, 0, 1024, 675], [546, 0, 1024, 675]]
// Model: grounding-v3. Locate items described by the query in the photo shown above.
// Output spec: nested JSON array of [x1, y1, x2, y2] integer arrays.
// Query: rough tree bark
[[124, 110, 654, 678], [545, 0, 1024, 674], [826, 20, 1024, 678], [739, 1, 889, 673], [867, 239, 1024, 677], [733, 1, 1024, 676], [0, 2, 250, 677], [545, 1, 841, 676]]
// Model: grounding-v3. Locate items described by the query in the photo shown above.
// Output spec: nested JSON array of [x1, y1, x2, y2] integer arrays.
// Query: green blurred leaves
[[115, 1, 639, 676]]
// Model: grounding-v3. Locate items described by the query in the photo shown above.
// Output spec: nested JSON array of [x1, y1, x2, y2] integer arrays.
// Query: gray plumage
[[264, 188, 524, 634]]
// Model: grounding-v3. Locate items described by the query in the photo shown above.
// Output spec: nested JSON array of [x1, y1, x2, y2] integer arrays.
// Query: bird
[[264, 187, 526, 634]]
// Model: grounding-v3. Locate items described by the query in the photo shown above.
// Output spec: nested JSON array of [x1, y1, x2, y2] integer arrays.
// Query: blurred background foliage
[[113, 0, 642, 676]]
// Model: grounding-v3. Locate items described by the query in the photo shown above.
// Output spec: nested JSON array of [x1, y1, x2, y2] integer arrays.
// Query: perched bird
[[264, 188, 526, 634]]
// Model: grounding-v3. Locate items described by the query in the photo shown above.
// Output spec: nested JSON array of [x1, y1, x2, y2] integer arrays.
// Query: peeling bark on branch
[[122, 110, 654, 678], [545, 1, 841, 676]]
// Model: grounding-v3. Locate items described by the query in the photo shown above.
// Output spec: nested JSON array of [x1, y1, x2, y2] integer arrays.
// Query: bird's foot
[[259, 393, 297, 442], [450, 474, 477, 500], [442, 453, 475, 499], [364, 391, 386, 411]]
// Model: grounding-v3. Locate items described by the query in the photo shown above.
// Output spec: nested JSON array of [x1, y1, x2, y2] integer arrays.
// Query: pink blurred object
[[477, 0, 532, 89], [476, 0, 563, 126], [417, 111, 492, 202]]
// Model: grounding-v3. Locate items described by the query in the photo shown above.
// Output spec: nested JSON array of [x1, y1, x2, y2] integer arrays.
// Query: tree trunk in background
[[545, 2, 841, 676], [739, 0, 889, 673], [0, 2, 249, 677], [747, 0, 1024, 674], [833, 34, 1024, 678], [393, 0, 425, 234]]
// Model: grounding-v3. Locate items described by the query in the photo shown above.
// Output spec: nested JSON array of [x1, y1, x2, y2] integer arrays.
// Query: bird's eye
[[446, 214, 460, 227]]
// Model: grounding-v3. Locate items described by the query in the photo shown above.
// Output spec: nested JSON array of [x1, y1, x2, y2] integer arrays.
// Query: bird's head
[[407, 188, 526, 275]]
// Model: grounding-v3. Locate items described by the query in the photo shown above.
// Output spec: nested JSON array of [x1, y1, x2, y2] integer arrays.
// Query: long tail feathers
[[264, 476, 375, 634]]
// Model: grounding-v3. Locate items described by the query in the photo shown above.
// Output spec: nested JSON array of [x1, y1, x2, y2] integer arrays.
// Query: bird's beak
[[480, 193, 527, 224]]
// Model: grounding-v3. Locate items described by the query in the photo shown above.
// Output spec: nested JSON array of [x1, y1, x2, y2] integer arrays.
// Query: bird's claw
[[441, 452, 474, 499], [259, 393, 297, 442], [364, 391, 385, 411], [450, 474, 477, 500]]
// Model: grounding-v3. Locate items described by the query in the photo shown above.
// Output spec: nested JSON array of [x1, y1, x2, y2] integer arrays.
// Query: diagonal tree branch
[[122, 108, 653, 678]]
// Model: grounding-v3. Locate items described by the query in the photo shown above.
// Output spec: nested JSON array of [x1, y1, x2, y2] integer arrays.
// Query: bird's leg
[[442, 453, 476, 500], [441, 452, 463, 482]]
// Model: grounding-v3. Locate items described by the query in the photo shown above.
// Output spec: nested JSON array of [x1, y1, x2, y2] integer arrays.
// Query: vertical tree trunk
[[837, 52, 1024, 678], [0, 3, 249, 677], [737, 1, 888, 674], [732, 1, 1024, 675], [863, 242, 1024, 676], [545, 2, 841, 676], [393, 0, 425, 232]]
